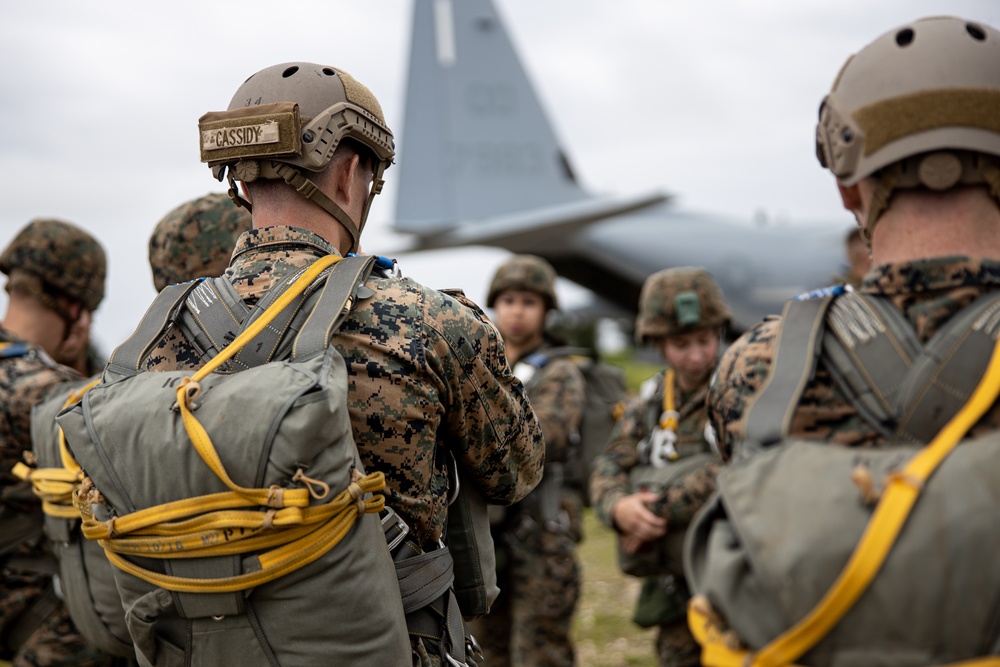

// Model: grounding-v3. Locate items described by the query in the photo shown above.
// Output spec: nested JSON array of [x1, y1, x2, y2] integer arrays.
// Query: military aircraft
[[392, 0, 853, 332]]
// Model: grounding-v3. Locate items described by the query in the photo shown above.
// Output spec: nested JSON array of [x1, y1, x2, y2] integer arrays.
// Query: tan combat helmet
[[149, 193, 253, 291], [816, 16, 1000, 237], [199, 63, 395, 253], [635, 267, 730, 345], [487, 255, 559, 310], [0, 218, 106, 316]]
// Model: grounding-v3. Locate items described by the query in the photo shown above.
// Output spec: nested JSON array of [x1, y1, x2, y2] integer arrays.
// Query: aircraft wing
[[411, 191, 670, 251]]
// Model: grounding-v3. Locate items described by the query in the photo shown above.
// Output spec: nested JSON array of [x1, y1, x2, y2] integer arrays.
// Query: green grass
[[573, 509, 658, 666]]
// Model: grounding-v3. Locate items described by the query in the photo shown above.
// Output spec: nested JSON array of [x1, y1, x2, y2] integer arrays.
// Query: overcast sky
[[1, 0, 997, 354]]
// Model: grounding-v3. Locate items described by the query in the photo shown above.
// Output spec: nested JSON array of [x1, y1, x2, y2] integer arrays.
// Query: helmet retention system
[[199, 63, 395, 254]]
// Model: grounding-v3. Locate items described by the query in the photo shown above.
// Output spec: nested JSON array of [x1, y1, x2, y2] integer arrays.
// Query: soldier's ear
[[239, 182, 252, 204]]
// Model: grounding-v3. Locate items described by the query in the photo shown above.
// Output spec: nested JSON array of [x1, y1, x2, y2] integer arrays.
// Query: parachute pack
[[17, 377, 137, 659], [55, 255, 415, 666], [685, 290, 1000, 666], [518, 347, 626, 504]]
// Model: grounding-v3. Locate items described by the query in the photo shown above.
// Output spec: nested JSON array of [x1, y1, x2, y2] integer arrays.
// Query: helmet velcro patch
[[199, 103, 302, 166]]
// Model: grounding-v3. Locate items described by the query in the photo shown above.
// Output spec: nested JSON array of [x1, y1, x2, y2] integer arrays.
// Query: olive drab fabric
[[686, 435, 1000, 666], [690, 288, 1000, 665], [148, 193, 252, 292], [27, 378, 135, 659], [0, 218, 107, 312], [58, 256, 412, 667], [635, 267, 731, 344]]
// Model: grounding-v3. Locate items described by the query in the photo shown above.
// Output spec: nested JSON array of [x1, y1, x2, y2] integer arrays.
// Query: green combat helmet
[[486, 254, 559, 310], [635, 267, 731, 344], [0, 218, 106, 313], [149, 193, 253, 291], [198, 62, 395, 254], [815, 16, 1000, 238]]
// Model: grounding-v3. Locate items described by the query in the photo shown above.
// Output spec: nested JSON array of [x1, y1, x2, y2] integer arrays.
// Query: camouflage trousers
[[655, 620, 699, 667], [469, 511, 581, 667], [0, 572, 113, 667]]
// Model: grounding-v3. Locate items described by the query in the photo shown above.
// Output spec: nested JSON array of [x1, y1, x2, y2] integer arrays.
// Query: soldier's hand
[[612, 491, 667, 544]]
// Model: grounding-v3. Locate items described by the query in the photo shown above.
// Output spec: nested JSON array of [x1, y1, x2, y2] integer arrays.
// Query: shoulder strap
[[894, 290, 1000, 441], [822, 290, 1000, 442], [820, 292, 921, 439], [176, 277, 250, 365], [743, 296, 835, 446], [106, 281, 202, 380], [291, 255, 377, 360]]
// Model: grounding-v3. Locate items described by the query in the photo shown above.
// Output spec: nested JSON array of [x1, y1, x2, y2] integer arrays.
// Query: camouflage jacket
[[590, 368, 720, 529], [709, 256, 1000, 457], [1, 328, 79, 502], [512, 342, 586, 466], [141, 226, 544, 548]]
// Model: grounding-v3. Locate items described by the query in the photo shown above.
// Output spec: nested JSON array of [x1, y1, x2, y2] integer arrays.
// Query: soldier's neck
[[1, 295, 66, 358], [869, 188, 1000, 265]]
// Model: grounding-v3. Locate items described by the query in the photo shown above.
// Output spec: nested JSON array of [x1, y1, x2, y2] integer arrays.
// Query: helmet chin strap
[[273, 163, 361, 254], [222, 162, 364, 254]]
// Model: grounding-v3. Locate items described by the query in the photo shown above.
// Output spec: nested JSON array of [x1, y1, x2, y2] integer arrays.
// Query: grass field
[[573, 509, 659, 666]]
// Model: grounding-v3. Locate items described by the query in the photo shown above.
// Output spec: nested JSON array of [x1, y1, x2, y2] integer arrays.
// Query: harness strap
[[177, 278, 248, 366], [821, 292, 918, 438], [821, 291, 1000, 443], [895, 291, 1000, 441], [291, 255, 376, 360], [395, 545, 469, 665], [179, 255, 375, 370], [106, 281, 201, 380], [743, 296, 834, 446]]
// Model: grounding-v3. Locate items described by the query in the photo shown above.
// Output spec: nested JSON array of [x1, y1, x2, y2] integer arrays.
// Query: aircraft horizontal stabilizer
[[409, 190, 670, 252]]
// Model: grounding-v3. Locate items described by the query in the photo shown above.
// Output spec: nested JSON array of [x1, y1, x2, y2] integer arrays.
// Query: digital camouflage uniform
[[470, 339, 585, 667], [591, 370, 715, 667], [148, 192, 252, 292], [1, 220, 111, 666], [591, 267, 728, 667], [710, 257, 1000, 455], [140, 225, 545, 665]]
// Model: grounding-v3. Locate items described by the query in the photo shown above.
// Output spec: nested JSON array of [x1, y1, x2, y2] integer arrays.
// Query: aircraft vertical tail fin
[[394, 0, 589, 234]]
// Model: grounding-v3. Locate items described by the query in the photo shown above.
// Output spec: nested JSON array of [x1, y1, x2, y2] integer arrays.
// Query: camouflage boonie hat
[[487, 254, 559, 310], [635, 267, 731, 344], [0, 218, 106, 311], [149, 192, 252, 291]]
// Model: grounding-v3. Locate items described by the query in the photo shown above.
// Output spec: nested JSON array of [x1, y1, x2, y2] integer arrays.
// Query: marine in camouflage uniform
[[704, 16, 1000, 660], [590, 268, 730, 667], [120, 63, 544, 666], [148, 192, 252, 292], [0, 219, 112, 666], [469, 255, 586, 667]]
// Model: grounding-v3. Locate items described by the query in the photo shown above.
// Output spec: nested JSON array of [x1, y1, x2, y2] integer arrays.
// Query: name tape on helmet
[[199, 102, 302, 165], [202, 123, 280, 150]]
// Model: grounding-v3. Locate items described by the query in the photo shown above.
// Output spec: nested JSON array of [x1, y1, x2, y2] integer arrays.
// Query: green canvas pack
[[57, 256, 413, 667], [29, 378, 135, 659], [685, 289, 1000, 665], [618, 451, 715, 579]]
